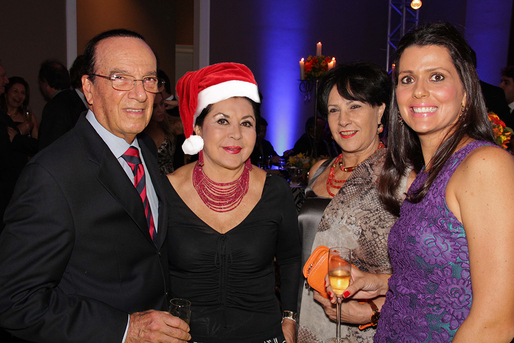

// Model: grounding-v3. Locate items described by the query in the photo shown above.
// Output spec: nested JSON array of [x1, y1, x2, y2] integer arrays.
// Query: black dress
[[168, 174, 301, 343]]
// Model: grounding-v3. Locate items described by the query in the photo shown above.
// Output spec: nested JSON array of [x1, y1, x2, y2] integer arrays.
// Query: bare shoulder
[[248, 166, 268, 198], [250, 164, 268, 183], [308, 158, 328, 182], [447, 144, 514, 221], [167, 163, 194, 190], [456, 145, 514, 180], [251, 164, 267, 176]]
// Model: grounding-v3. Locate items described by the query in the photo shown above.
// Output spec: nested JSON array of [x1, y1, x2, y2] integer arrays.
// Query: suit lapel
[[76, 117, 156, 247], [97, 150, 154, 244]]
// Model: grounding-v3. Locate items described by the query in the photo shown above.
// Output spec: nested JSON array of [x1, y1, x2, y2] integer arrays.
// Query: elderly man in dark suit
[[0, 29, 190, 343]]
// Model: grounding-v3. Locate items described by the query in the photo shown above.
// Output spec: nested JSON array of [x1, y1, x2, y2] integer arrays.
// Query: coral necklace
[[193, 151, 253, 212], [326, 141, 385, 197]]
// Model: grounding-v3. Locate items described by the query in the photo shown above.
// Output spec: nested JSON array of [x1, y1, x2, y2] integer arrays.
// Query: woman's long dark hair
[[378, 22, 495, 215]]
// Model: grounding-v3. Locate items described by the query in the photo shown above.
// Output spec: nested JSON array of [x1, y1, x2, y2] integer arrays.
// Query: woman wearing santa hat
[[167, 63, 301, 343]]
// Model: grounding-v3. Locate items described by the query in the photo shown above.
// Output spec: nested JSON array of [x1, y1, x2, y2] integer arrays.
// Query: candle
[[299, 58, 305, 80], [328, 57, 336, 70], [316, 42, 322, 56]]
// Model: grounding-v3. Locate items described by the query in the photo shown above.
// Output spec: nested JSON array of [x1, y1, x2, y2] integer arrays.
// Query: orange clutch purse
[[303, 245, 329, 298]]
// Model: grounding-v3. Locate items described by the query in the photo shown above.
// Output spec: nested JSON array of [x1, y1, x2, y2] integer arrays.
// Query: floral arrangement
[[304, 55, 332, 80], [287, 153, 316, 170], [488, 112, 513, 149]]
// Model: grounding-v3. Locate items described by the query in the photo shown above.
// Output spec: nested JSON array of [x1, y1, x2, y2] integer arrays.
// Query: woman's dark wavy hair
[[0, 76, 30, 116], [378, 22, 495, 216], [317, 62, 392, 130]]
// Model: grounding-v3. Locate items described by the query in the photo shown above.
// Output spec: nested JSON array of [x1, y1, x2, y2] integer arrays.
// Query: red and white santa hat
[[176, 62, 260, 155]]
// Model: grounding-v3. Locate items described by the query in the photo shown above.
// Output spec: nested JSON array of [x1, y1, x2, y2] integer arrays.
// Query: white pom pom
[[182, 135, 204, 155]]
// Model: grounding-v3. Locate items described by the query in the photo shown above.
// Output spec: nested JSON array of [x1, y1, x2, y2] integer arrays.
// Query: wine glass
[[327, 247, 352, 343], [169, 298, 191, 325]]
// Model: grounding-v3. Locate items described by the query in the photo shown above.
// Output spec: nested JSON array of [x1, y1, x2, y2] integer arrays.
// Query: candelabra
[[298, 42, 335, 158]]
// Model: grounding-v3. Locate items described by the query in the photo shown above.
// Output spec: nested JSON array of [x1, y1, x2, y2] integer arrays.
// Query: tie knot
[[122, 146, 142, 173]]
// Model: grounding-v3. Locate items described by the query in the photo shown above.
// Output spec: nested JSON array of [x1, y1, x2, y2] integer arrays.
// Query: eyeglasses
[[91, 74, 165, 93]]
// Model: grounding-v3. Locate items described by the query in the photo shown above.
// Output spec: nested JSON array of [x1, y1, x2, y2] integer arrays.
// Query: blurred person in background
[[38, 56, 87, 150]]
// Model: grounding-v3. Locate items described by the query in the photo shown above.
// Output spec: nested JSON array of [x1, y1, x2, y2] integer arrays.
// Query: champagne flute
[[327, 247, 352, 343], [169, 298, 191, 325]]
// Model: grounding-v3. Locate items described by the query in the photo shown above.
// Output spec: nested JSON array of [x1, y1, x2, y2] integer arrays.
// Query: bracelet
[[358, 300, 380, 330], [281, 310, 297, 323]]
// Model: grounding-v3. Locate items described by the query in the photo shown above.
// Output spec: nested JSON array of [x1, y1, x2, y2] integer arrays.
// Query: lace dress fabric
[[375, 140, 492, 342], [299, 149, 406, 343]]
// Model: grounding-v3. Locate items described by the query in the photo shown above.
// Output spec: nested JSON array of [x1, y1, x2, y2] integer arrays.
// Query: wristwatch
[[358, 300, 380, 330], [281, 310, 298, 323]]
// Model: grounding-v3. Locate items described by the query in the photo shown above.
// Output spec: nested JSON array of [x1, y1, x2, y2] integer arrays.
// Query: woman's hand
[[325, 268, 391, 304], [313, 290, 380, 325], [17, 121, 31, 136], [281, 318, 296, 343]]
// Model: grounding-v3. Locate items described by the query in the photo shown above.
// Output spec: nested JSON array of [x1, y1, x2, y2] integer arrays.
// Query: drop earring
[[459, 103, 466, 120]]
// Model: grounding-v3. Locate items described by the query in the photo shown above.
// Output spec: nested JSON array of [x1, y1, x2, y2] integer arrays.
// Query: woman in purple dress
[[338, 22, 514, 342]]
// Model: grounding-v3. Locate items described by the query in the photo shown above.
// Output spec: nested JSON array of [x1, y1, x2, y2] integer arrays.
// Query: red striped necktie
[[122, 147, 155, 241]]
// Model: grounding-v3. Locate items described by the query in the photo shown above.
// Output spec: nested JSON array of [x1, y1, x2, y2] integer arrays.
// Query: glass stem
[[336, 297, 341, 340]]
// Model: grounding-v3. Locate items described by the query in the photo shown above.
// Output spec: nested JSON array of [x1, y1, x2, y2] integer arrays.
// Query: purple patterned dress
[[375, 140, 493, 342]]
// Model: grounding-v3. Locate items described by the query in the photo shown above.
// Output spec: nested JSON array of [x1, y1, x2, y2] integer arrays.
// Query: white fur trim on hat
[[194, 80, 260, 119], [182, 135, 204, 155]]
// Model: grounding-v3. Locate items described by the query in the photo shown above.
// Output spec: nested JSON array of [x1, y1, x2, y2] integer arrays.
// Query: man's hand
[[126, 310, 191, 343]]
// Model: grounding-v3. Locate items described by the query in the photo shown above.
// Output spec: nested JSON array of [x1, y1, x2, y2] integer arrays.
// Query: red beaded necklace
[[326, 141, 385, 197], [193, 151, 253, 212]]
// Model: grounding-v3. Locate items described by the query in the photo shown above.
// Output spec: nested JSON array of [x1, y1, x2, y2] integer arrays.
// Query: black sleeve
[[273, 176, 302, 312]]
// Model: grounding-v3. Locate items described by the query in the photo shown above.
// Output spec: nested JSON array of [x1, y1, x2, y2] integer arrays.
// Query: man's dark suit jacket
[[0, 115, 171, 342], [38, 89, 88, 151]]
